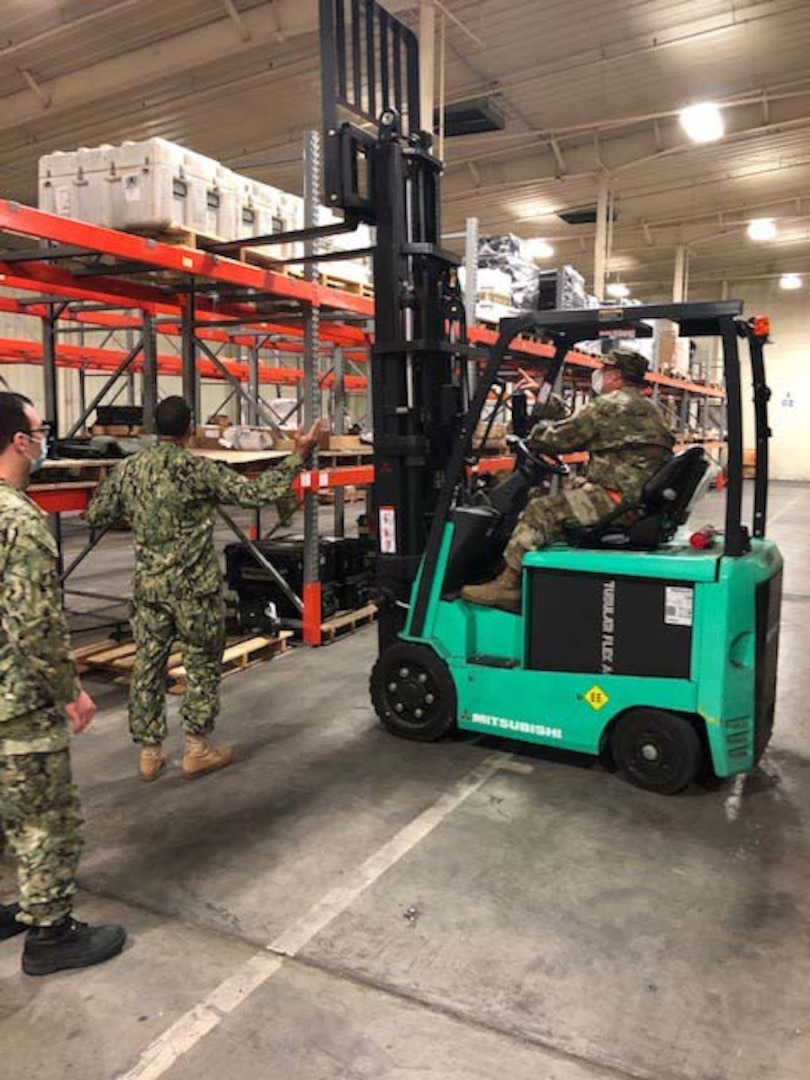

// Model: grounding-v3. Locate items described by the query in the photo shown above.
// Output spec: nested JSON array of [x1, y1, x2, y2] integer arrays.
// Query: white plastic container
[[39, 138, 235, 239], [100, 138, 190, 233], [39, 150, 95, 223]]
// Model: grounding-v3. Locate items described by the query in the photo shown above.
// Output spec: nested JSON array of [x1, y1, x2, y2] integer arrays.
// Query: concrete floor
[[1, 484, 809, 1080]]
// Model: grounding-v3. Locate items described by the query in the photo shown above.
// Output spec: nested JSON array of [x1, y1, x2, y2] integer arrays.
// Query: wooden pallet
[[318, 485, 366, 504], [320, 274, 374, 298], [73, 632, 291, 689], [125, 225, 291, 275], [320, 603, 377, 643], [167, 632, 292, 693]]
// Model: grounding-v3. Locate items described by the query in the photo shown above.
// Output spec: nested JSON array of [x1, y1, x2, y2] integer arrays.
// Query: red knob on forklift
[[689, 524, 718, 550]]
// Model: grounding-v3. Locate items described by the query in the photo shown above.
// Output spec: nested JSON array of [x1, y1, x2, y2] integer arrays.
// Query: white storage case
[[39, 138, 235, 239]]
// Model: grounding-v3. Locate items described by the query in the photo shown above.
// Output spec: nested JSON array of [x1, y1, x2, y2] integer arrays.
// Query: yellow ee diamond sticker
[[584, 685, 609, 711]]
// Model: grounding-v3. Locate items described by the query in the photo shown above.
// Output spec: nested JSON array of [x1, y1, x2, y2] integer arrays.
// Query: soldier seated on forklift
[[461, 349, 675, 613]]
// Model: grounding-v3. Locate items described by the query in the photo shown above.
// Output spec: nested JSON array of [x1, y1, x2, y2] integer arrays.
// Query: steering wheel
[[508, 435, 570, 478]]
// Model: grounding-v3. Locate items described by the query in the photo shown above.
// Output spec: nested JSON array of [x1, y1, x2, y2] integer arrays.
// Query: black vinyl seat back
[[641, 445, 709, 521], [564, 446, 709, 551]]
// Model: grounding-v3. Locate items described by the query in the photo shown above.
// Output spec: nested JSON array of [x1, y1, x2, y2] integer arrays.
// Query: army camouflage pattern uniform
[[86, 444, 302, 745], [504, 387, 674, 570], [0, 481, 84, 927]]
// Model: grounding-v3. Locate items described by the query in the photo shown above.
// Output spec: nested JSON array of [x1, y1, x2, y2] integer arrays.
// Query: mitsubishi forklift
[[319, 1, 783, 793]]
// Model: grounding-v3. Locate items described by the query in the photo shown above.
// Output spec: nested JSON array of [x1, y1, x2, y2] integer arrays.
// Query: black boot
[[0, 902, 26, 942], [22, 916, 126, 976]]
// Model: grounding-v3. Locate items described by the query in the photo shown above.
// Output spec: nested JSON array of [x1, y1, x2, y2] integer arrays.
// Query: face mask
[[590, 370, 604, 396], [26, 434, 49, 473]]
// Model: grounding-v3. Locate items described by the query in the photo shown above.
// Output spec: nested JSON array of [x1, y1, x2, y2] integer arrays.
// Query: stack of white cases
[[38, 137, 373, 282]]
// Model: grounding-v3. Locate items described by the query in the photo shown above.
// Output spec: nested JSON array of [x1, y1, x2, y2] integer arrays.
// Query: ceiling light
[[606, 282, 630, 299], [679, 102, 724, 144], [780, 273, 802, 290], [526, 239, 555, 259], [747, 218, 777, 241]]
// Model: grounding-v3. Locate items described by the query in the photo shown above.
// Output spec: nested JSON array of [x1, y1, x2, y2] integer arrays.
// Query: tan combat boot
[[182, 734, 233, 780], [139, 743, 166, 782], [461, 566, 522, 613]]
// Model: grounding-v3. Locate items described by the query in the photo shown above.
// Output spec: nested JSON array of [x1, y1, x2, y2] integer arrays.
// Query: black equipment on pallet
[[225, 536, 373, 630], [95, 405, 144, 428]]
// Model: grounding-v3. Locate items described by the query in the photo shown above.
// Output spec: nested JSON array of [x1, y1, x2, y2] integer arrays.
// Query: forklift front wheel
[[370, 643, 457, 742], [610, 709, 702, 795]]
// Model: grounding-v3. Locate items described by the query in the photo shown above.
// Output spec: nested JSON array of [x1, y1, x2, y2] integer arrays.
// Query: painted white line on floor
[[118, 751, 513, 1080], [767, 493, 802, 527], [494, 759, 535, 775], [724, 772, 747, 823]]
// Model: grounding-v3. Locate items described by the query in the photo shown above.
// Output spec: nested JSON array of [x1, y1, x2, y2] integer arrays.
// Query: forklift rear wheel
[[370, 643, 457, 742], [610, 709, 702, 795]]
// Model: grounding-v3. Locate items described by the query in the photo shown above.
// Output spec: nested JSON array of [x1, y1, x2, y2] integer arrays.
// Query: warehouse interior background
[[0, 4, 808, 1080], [0, 0, 808, 477]]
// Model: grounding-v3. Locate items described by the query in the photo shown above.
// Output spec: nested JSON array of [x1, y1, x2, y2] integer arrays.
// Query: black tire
[[610, 709, 702, 795], [370, 643, 457, 742]]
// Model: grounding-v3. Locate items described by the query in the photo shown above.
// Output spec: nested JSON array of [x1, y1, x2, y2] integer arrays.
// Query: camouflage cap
[[604, 347, 649, 384]]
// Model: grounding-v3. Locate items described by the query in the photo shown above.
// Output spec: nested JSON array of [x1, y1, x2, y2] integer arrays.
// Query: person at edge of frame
[[86, 396, 323, 782], [0, 390, 127, 976]]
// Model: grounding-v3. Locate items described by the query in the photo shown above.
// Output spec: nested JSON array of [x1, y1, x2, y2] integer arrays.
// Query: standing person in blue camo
[[0, 391, 126, 975], [86, 396, 321, 782], [462, 349, 675, 612]]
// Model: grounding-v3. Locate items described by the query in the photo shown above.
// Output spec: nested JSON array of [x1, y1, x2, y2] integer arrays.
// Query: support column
[[181, 292, 199, 421], [333, 345, 346, 538], [142, 312, 158, 433], [302, 130, 323, 645], [419, 0, 436, 134], [248, 344, 259, 426], [41, 305, 62, 571], [464, 215, 480, 404], [593, 174, 610, 301], [42, 306, 59, 436], [673, 245, 689, 303], [78, 367, 87, 432]]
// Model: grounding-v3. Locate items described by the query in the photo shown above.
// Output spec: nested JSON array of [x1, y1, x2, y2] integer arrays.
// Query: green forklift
[[316, 1, 782, 794], [370, 305, 783, 794]]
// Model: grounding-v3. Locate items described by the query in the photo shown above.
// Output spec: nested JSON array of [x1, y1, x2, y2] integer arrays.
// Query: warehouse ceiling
[[1, 0, 809, 300]]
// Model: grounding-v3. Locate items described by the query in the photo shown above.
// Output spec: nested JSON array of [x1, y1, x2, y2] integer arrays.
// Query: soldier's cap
[[603, 347, 649, 384]]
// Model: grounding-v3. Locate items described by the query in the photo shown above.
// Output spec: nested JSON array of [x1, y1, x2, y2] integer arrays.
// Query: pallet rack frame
[[0, 190, 726, 643]]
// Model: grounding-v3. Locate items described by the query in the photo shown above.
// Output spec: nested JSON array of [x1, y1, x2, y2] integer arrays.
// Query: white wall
[[735, 282, 809, 481]]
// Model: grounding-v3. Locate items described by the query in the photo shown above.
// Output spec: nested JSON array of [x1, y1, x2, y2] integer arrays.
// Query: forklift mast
[[319, 0, 573, 647], [319, 0, 468, 648]]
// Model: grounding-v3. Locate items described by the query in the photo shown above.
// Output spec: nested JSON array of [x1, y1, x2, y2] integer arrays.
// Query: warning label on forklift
[[665, 586, 694, 627], [584, 685, 609, 711], [379, 507, 397, 554]]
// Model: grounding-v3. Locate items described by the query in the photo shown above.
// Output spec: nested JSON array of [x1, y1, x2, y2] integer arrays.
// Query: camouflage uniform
[[0, 481, 84, 927], [86, 445, 302, 745], [504, 387, 674, 570]]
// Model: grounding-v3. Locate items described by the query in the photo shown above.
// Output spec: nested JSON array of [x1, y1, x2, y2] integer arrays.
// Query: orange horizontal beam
[[0, 337, 368, 391], [0, 200, 375, 319]]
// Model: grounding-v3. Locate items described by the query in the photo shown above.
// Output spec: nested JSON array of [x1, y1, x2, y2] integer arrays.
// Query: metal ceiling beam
[[18, 68, 51, 109], [0, 0, 413, 137], [221, 0, 252, 42]]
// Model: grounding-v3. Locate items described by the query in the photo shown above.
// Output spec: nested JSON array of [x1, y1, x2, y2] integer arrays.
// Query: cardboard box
[[91, 424, 143, 437]]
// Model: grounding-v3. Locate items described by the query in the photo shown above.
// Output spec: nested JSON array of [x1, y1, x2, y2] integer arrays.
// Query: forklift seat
[[564, 446, 709, 551]]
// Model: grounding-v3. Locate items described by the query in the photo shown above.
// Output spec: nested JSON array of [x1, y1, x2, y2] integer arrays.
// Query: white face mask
[[23, 432, 49, 473], [590, 370, 604, 396]]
